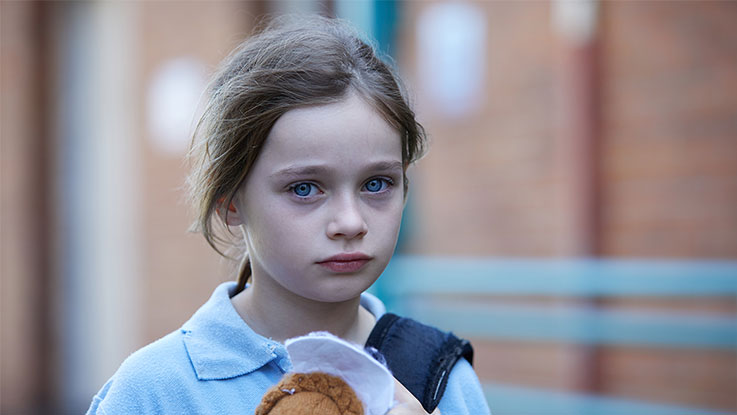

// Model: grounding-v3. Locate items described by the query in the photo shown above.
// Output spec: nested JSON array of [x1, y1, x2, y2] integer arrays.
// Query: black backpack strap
[[365, 313, 474, 413]]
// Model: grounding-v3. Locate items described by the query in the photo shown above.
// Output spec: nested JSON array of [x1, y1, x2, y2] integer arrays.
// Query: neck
[[231, 274, 374, 345]]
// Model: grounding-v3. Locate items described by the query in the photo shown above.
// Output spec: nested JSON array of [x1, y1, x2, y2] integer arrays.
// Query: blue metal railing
[[380, 257, 737, 298], [371, 256, 737, 415], [482, 382, 733, 415]]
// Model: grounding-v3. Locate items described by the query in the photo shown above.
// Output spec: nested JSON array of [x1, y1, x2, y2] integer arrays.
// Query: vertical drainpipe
[[552, 0, 603, 393], [373, 0, 399, 59]]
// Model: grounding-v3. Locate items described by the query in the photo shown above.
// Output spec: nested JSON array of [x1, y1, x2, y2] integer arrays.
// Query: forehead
[[257, 93, 402, 169]]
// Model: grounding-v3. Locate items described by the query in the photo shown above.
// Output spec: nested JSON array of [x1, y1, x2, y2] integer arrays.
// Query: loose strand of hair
[[235, 253, 251, 294]]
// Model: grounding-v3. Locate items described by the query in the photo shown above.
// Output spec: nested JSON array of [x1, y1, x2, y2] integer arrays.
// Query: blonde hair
[[188, 15, 426, 293]]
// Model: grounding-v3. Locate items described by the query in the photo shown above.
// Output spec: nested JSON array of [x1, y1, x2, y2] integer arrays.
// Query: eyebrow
[[270, 160, 404, 179]]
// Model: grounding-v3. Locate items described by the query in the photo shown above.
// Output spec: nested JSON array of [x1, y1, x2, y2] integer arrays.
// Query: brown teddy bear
[[255, 372, 363, 415]]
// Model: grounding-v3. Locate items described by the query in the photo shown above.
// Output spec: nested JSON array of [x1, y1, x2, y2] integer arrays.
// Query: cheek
[[372, 200, 404, 241], [246, 204, 315, 258], [242, 202, 281, 253]]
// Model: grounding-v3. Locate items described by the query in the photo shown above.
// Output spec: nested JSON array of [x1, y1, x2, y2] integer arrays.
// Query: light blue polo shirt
[[87, 282, 490, 414]]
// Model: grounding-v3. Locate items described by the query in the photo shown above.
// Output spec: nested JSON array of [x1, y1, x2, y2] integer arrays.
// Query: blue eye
[[292, 182, 316, 197], [364, 178, 390, 193]]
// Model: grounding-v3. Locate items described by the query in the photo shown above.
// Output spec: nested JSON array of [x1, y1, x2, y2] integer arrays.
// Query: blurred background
[[2, 1, 736, 414]]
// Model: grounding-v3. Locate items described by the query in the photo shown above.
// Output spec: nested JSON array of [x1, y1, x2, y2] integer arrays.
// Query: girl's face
[[232, 92, 404, 303]]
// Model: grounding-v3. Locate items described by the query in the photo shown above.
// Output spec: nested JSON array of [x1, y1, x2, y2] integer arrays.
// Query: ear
[[216, 197, 245, 226]]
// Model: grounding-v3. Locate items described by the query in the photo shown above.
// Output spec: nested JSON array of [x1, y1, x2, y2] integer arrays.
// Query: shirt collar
[[361, 289, 386, 320], [181, 282, 279, 380], [180, 281, 387, 381]]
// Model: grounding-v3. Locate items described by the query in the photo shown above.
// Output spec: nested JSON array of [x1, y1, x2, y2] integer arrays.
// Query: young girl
[[87, 15, 490, 415]]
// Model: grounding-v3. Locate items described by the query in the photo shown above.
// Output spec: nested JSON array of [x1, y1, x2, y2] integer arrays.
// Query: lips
[[317, 253, 373, 273]]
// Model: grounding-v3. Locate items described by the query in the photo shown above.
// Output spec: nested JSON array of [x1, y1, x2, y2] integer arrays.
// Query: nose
[[326, 195, 368, 240]]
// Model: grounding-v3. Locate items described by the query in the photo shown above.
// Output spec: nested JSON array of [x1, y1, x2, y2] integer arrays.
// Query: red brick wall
[[600, 1, 737, 258], [402, 1, 737, 259], [1, 3, 47, 411], [597, 2, 737, 410], [401, 1, 559, 257]]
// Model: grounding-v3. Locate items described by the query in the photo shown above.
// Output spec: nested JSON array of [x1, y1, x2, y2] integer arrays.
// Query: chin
[[307, 276, 377, 303]]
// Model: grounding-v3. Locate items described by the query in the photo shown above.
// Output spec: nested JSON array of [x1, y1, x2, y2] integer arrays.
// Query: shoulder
[[87, 330, 195, 414], [367, 313, 479, 412], [437, 358, 491, 415], [115, 330, 194, 389]]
